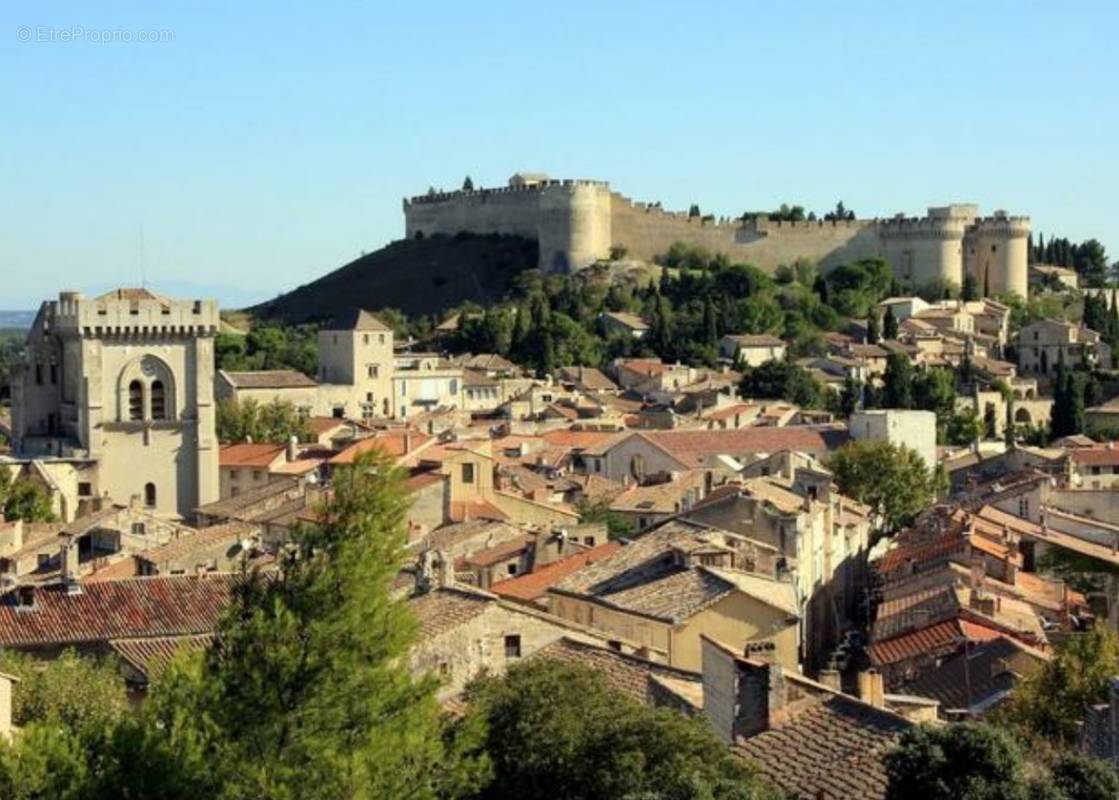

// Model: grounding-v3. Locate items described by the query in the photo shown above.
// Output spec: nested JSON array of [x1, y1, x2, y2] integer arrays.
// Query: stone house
[[214, 370, 319, 416], [547, 520, 801, 672], [849, 409, 938, 471], [717, 334, 786, 367], [1018, 319, 1111, 376], [598, 311, 649, 339]]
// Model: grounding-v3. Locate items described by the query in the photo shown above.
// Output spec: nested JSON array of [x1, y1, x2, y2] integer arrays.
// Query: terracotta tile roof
[[1070, 445, 1119, 466], [735, 693, 910, 800], [408, 586, 492, 639], [462, 368, 500, 388], [901, 636, 1048, 712], [109, 634, 213, 682], [637, 426, 849, 467], [490, 542, 623, 602], [220, 370, 317, 389], [555, 367, 618, 392], [617, 358, 668, 377], [403, 470, 444, 493], [219, 443, 286, 468], [330, 430, 431, 464], [609, 473, 705, 514], [0, 574, 235, 648], [458, 535, 532, 568], [459, 353, 518, 372], [869, 617, 1005, 666], [533, 636, 701, 704]]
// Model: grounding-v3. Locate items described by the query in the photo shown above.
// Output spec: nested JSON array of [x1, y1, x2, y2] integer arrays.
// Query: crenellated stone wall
[[402, 175, 1030, 295]]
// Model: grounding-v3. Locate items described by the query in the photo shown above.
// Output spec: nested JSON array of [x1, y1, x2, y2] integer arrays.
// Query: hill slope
[[249, 233, 538, 323]]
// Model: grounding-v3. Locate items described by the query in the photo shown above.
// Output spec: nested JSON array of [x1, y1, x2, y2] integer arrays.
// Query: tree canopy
[[826, 440, 934, 536]]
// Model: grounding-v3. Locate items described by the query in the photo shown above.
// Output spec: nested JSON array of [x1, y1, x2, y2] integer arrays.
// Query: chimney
[[287, 435, 299, 463], [59, 537, 81, 595], [818, 669, 842, 691], [857, 669, 886, 708], [701, 636, 785, 744], [404, 431, 413, 454]]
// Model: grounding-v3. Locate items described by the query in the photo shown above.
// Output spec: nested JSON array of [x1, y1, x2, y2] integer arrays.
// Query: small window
[[144, 482, 157, 507], [333, 405, 345, 419], [230, 469, 240, 481], [252, 470, 262, 481], [438, 662, 450, 677], [379, 334, 386, 345], [35, 364, 43, 385], [462, 463, 475, 484], [363, 334, 370, 345], [37, 553, 51, 568], [584, 536, 595, 546], [128, 380, 143, 421], [150, 380, 166, 420], [131, 522, 145, 536], [367, 365, 378, 379], [49, 364, 58, 384], [507, 563, 518, 576], [230, 486, 240, 497], [78, 482, 92, 498], [504, 634, 522, 659]]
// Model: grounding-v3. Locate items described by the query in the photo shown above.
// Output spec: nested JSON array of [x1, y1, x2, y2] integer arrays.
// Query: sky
[[2, 1, 1118, 309]]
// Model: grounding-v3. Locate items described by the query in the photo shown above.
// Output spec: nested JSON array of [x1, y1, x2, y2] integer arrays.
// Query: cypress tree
[[984, 402, 998, 440], [703, 295, 718, 348], [963, 273, 978, 301], [983, 268, 990, 299], [866, 312, 880, 344], [1005, 394, 1016, 448], [883, 353, 914, 409], [883, 306, 899, 340], [1050, 352, 1068, 437]]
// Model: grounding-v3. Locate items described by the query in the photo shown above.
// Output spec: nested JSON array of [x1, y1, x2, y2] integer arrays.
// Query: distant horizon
[[5, 1, 1118, 308]]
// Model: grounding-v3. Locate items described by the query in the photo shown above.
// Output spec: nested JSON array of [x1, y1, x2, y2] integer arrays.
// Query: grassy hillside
[[249, 233, 538, 323]]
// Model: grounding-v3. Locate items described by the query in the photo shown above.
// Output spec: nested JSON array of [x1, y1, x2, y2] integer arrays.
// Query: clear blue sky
[[3, 1, 1118, 309]]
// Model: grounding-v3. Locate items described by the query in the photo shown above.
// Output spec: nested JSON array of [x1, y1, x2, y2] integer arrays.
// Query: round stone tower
[[537, 181, 612, 273], [965, 212, 1031, 298], [877, 206, 972, 289]]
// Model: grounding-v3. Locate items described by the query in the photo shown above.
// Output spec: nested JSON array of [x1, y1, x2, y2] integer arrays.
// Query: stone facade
[[404, 175, 1030, 296], [11, 290, 220, 519]]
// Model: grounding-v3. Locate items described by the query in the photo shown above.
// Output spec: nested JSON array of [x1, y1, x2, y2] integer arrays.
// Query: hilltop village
[[3, 174, 1119, 797]]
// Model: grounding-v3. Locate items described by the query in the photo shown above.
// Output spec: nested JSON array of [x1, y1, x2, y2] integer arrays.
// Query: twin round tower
[[404, 173, 1030, 297]]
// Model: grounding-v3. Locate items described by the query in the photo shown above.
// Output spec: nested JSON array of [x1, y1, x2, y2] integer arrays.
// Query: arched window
[[128, 380, 144, 421], [150, 380, 166, 420], [144, 482, 157, 507]]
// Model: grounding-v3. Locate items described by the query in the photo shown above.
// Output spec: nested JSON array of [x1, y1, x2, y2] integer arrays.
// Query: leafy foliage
[[216, 397, 312, 444], [826, 440, 934, 536], [0, 466, 55, 522], [462, 659, 777, 800]]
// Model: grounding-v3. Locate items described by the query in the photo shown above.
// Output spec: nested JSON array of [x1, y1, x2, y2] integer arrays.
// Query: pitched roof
[[900, 636, 1048, 713], [0, 574, 235, 648], [555, 366, 619, 392], [602, 311, 649, 331], [219, 443, 287, 468], [109, 634, 213, 682], [220, 370, 317, 389], [408, 586, 493, 639], [634, 426, 849, 467], [723, 334, 785, 347], [135, 522, 257, 566], [533, 636, 702, 704], [490, 542, 623, 602], [735, 693, 910, 800], [329, 430, 431, 464], [321, 308, 391, 332]]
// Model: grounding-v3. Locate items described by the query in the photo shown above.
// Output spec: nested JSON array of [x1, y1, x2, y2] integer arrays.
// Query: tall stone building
[[10, 289, 220, 518], [404, 174, 1030, 297]]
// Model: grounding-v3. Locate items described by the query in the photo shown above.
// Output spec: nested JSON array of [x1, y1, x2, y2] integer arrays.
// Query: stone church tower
[[11, 289, 220, 518]]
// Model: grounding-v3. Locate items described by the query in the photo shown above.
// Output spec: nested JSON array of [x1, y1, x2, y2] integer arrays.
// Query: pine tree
[[166, 453, 483, 799], [1051, 352, 1069, 438], [883, 306, 899, 340], [462, 175, 474, 191], [1005, 394, 1016, 448], [984, 402, 998, 440]]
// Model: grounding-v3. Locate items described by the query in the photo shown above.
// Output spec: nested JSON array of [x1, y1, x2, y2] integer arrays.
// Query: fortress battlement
[[404, 178, 610, 207], [399, 172, 1030, 297], [51, 290, 219, 337]]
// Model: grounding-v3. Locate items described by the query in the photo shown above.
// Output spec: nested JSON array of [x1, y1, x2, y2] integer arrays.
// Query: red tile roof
[[458, 535, 532, 568], [219, 443, 286, 468], [491, 542, 623, 602], [0, 574, 234, 648], [1070, 446, 1119, 466], [330, 431, 431, 464], [109, 634, 213, 681], [640, 426, 849, 466]]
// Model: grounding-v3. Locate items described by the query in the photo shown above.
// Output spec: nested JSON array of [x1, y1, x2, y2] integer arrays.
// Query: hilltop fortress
[[404, 173, 1031, 296]]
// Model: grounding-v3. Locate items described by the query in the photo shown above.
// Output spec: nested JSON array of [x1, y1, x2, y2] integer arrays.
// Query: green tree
[[740, 359, 826, 409], [0, 650, 128, 734], [962, 272, 979, 301], [827, 440, 933, 536], [0, 466, 55, 523], [839, 376, 863, 417], [1001, 628, 1119, 746], [913, 368, 957, 439], [1049, 752, 1119, 800], [885, 723, 1032, 800], [216, 397, 311, 444], [946, 408, 984, 447], [463, 659, 776, 800], [883, 353, 914, 409], [866, 311, 880, 344], [703, 295, 719, 348], [883, 306, 899, 339], [462, 175, 474, 191]]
